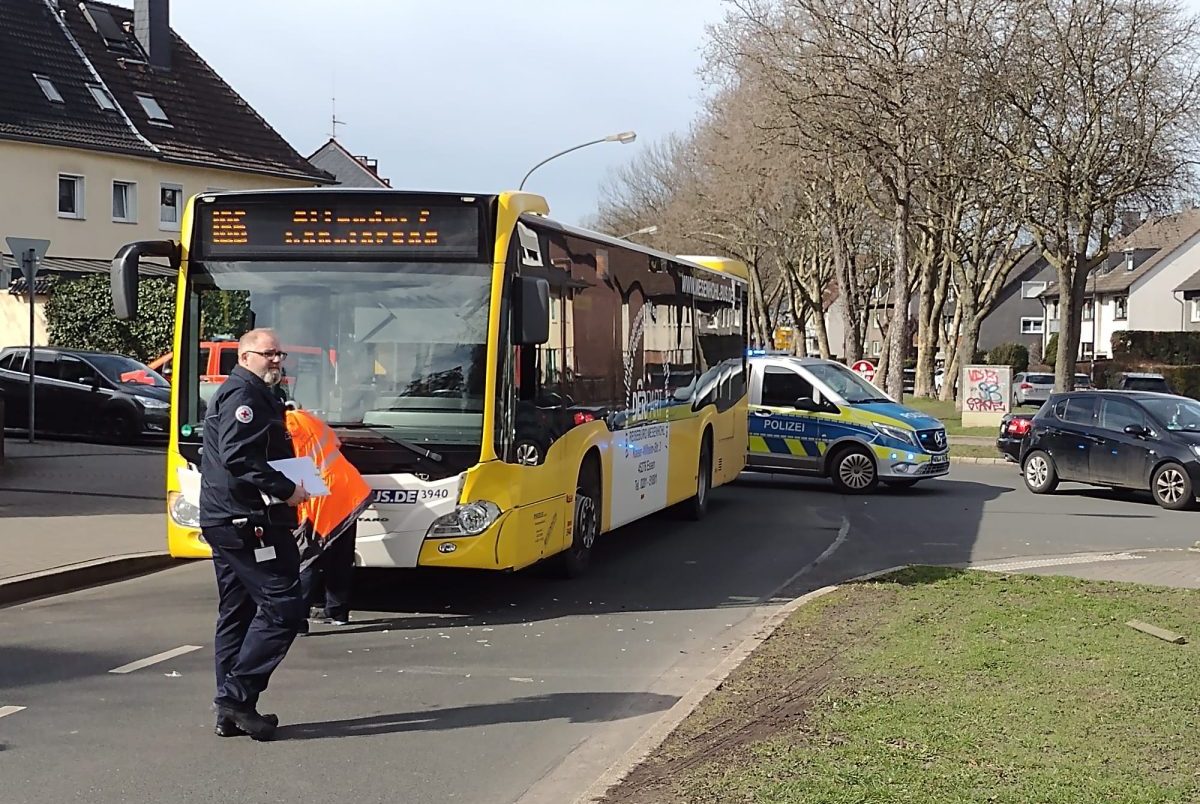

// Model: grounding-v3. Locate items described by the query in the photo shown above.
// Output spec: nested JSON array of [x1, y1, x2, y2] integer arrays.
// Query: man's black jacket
[[199, 366, 297, 528]]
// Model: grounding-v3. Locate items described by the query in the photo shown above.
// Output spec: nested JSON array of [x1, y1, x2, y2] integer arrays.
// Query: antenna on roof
[[330, 94, 346, 140]]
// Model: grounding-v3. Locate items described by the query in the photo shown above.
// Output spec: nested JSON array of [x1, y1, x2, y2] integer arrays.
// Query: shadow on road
[[275, 691, 678, 740]]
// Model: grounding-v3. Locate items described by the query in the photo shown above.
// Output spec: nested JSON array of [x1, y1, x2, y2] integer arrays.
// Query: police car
[[746, 355, 949, 493]]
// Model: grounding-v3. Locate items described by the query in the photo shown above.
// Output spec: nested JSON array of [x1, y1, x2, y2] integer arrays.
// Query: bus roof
[[676, 256, 750, 281]]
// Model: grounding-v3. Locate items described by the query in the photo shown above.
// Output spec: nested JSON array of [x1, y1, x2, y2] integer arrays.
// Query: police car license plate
[[930, 454, 949, 467]]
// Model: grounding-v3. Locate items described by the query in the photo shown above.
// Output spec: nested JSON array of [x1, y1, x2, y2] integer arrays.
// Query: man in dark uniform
[[199, 328, 309, 741]]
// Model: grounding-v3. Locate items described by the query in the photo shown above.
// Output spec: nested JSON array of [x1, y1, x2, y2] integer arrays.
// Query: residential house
[[1040, 209, 1200, 359], [0, 0, 331, 348], [975, 250, 1055, 359], [307, 138, 391, 187]]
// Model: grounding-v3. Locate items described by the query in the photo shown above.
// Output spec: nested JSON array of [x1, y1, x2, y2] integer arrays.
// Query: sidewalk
[[0, 436, 171, 593]]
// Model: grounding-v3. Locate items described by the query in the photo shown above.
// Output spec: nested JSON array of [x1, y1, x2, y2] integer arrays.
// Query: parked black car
[[1020, 390, 1200, 510], [996, 411, 1035, 462], [1112, 372, 1172, 394], [0, 347, 169, 443]]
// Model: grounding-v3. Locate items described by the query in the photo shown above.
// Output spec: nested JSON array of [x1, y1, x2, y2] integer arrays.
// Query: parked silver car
[[1013, 372, 1055, 406]]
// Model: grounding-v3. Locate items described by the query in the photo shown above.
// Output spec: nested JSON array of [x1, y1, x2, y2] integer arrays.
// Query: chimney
[[135, 0, 170, 70]]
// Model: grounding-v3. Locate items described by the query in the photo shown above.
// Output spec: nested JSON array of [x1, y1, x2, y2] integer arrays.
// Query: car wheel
[[556, 458, 601, 578], [513, 438, 544, 466], [1151, 462, 1195, 511], [883, 478, 919, 489], [1023, 450, 1059, 494], [830, 446, 878, 494], [101, 412, 136, 444], [684, 432, 713, 520]]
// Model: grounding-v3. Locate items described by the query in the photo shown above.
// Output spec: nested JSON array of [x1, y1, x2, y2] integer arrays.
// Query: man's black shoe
[[214, 712, 279, 737], [214, 706, 279, 741]]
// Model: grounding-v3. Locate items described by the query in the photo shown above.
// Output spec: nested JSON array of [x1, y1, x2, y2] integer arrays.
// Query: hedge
[[986, 342, 1030, 374], [1111, 331, 1200, 365], [45, 275, 175, 363]]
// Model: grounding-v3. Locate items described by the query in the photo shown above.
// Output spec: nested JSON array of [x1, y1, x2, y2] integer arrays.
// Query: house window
[[58, 174, 84, 218], [1020, 317, 1045, 335], [88, 84, 116, 111], [159, 183, 182, 229], [1082, 302, 1094, 321], [1113, 295, 1128, 320], [870, 340, 881, 356], [1081, 342, 1094, 360], [112, 181, 136, 223], [136, 93, 170, 123], [1192, 300, 1200, 323], [1047, 300, 1059, 320], [1022, 281, 1048, 299], [34, 74, 63, 103]]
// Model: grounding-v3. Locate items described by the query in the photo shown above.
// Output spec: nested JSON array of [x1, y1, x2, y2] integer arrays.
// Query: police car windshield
[[183, 261, 491, 447], [808, 363, 889, 404]]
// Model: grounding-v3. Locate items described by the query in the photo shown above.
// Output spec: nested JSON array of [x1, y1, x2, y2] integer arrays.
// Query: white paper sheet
[[176, 459, 329, 509]]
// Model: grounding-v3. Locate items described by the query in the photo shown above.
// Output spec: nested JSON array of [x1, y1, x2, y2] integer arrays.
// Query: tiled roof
[[3, 252, 174, 294], [308, 138, 391, 187], [1174, 266, 1200, 294], [0, 0, 151, 155], [1041, 209, 1200, 297], [0, 0, 331, 183]]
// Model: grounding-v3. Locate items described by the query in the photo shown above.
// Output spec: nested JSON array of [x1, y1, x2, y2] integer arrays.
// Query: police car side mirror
[[793, 397, 821, 412]]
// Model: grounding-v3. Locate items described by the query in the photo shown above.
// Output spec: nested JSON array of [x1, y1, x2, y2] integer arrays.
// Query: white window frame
[[112, 180, 137, 223], [159, 183, 183, 230], [1022, 281, 1048, 299], [1082, 302, 1094, 321], [58, 173, 84, 219], [1191, 299, 1200, 323], [870, 340, 882, 356], [1113, 294, 1128, 321], [1020, 317, 1045, 335], [88, 84, 116, 111], [34, 74, 63, 103]]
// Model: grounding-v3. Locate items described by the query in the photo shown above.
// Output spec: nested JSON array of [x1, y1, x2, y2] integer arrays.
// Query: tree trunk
[[1054, 255, 1086, 391], [829, 219, 863, 363], [938, 301, 964, 402], [884, 201, 911, 399], [811, 304, 831, 358]]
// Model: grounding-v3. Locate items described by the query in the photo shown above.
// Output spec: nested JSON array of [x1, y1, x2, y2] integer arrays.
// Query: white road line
[[0, 706, 27, 719], [108, 645, 203, 675], [972, 553, 1145, 573]]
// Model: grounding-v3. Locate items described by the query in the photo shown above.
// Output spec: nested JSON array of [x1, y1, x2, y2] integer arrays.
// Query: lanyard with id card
[[252, 526, 276, 562]]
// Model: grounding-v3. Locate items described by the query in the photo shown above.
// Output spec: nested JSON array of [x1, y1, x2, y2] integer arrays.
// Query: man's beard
[[262, 367, 283, 386]]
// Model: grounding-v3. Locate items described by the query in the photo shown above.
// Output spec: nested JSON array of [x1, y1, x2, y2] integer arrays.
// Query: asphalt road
[[2, 464, 1197, 804]]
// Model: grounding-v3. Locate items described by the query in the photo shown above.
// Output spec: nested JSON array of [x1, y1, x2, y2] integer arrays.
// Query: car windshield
[[87, 354, 168, 387], [1126, 377, 1168, 392], [1026, 374, 1054, 384], [182, 260, 491, 447], [809, 363, 889, 404], [1141, 397, 1200, 431]]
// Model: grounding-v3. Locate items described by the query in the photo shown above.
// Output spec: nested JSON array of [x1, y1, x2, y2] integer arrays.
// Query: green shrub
[[1161, 366, 1200, 399], [986, 342, 1030, 374], [45, 275, 175, 362], [1044, 333, 1059, 369]]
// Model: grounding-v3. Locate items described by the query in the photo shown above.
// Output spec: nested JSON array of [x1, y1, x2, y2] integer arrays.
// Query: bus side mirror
[[112, 240, 179, 320], [514, 275, 550, 345]]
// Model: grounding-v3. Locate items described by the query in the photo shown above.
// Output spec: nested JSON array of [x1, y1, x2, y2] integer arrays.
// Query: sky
[[110, 0, 731, 227]]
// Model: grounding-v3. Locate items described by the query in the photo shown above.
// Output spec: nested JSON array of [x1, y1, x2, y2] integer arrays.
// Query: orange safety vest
[[285, 409, 371, 545]]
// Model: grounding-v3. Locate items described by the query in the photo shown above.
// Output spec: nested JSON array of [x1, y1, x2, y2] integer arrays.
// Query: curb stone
[[950, 455, 1009, 465], [0, 552, 178, 608], [572, 565, 910, 804]]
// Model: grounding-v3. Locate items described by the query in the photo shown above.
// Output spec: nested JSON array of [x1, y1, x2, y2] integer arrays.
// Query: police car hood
[[853, 401, 942, 430]]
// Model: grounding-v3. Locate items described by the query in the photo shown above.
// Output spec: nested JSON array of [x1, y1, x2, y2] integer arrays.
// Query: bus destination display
[[198, 201, 482, 258]]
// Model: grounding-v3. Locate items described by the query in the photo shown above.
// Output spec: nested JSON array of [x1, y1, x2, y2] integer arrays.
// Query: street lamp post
[[518, 131, 636, 191], [616, 225, 657, 240]]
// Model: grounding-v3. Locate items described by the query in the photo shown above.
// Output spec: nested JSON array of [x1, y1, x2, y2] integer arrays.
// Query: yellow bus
[[112, 189, 748, 575]]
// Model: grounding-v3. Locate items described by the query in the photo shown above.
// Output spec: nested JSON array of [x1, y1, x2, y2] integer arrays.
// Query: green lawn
[[603, 569, 1200, 804], [949, 444, 1003, 460], [904, 395, 997, 437]]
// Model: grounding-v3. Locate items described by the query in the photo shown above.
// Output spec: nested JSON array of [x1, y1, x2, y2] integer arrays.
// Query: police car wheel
[[830, 447, 878, 494]]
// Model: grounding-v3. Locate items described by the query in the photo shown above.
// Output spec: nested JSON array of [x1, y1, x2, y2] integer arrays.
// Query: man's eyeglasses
[[245, 349, 288, 361]]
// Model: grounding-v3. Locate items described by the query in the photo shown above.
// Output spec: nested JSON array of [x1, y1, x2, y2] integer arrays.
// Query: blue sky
[[111, 0, 730, 226]]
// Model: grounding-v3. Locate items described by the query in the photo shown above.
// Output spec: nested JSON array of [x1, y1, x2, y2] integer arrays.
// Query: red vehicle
[[149, 340, 328, 388]]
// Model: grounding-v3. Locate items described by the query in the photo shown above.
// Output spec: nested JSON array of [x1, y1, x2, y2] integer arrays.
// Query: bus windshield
[[182, 260, 491, 447]]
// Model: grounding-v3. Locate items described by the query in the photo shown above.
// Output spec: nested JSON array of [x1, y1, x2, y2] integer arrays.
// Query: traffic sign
[[851, 359, 876, 382], [5, 237, 50, 282]]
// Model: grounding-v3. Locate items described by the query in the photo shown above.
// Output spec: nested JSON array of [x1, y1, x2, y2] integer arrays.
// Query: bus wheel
[[558, 459, 601, 578], [685, 432, 713, 520], [829, 446, 878, 494]]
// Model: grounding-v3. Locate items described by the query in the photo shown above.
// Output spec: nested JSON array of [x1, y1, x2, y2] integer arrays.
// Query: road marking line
[[109, 645, 203, 674], [972, 553, 1145, 573], [0, 706, 26, 719]]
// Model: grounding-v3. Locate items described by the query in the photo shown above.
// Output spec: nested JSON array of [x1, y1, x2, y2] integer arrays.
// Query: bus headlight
[[168, 491, 200, 528], [427, 501, 501, 538]]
